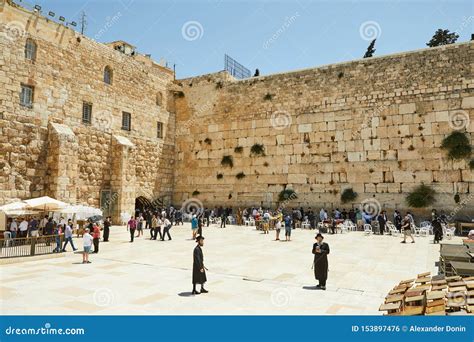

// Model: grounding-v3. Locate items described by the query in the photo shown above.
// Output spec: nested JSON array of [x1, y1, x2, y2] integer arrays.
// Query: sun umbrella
[[24, 196, 69, 212], [0, 201, 28, 213], [61, 205, 103, 220]]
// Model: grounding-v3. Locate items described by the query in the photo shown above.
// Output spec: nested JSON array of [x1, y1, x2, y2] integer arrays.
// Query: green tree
[[426, 29, 459, 47]]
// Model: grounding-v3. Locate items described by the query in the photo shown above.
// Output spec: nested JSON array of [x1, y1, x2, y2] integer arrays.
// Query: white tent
[[0, 201, 28, 214], [61, 205, 102, 220], [24, 196, 69, 212]]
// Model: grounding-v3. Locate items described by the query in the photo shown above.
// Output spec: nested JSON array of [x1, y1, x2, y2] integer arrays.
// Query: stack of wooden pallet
[[379, 272, 474, 315]]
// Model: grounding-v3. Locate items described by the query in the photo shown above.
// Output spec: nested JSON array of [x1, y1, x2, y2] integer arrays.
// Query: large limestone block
[[399, 103, 416, 114], [461, 97, 474, 109]]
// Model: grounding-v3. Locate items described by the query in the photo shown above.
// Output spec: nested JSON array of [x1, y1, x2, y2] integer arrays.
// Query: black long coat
[[313, 242, 330, 281], [192, 245, 207, 284]]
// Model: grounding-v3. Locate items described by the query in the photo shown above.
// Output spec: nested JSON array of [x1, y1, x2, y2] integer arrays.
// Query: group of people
[[126, 214, 172, 242]]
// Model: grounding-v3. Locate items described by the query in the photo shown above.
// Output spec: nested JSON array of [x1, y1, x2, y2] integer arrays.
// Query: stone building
[[1, 0, 473, 219], [0, 0, 177, 221]]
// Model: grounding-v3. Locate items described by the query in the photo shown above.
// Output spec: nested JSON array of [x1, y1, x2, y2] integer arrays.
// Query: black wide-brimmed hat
[[315, 233, 324, 239], [196, 235, 205, 242]]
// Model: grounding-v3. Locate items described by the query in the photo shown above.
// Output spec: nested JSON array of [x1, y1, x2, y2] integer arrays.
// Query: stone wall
[[0, 0, 176, 220], [173, 42, 474, 215]]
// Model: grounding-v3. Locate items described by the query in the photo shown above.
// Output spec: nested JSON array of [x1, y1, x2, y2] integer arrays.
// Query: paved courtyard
[[0, 224, 463, 315]]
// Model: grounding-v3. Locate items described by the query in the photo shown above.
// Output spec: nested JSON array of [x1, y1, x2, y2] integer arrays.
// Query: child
[[82, 228, 93, 264]]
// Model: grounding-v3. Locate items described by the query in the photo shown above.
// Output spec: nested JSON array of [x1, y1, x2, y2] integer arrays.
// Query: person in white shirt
[[82, 228, 93, 264], [19, 218, 29, 238], [9, 219, 18, 239], [161, 218, 172, 241]]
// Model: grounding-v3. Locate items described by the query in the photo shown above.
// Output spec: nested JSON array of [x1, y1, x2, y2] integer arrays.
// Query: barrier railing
[[0, 235, 64, 259]]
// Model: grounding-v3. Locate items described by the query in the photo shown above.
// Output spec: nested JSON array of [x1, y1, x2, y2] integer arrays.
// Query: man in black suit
[[312, 233, 330, 290], [192, 236, 208, 295]]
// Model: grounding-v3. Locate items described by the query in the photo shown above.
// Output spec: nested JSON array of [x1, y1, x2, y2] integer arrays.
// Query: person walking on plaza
[[192, 235, 208, 295], [82, 228, 93, 264], [53, 223, 62, 253], [432, 215, 443, 244], [220, 207, 227, 228], [127, 216, 137, 243], [103, 216, 111, 242], [150, 214, 158, 240], [191, 214, 199, 240], [92, 223, 101, 253], [401, 214, 415, 244], [312, 233, 330, 290], [377, 211, 387, 235], [62, 219, 77, 252], [274, 210, 283, 241], [284, 214, 293, 241], [394, 210, 402, 232], [162, 217, 172, 241], [155, 215, 163, 241], [137, 214, 144, 237]]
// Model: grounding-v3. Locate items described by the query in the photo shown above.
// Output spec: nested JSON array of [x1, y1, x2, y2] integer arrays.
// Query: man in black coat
[[103, 216, 111, 242], [192, 236, 208, 295], [377, 211, 387, 235], [312, 233, 330, 290]]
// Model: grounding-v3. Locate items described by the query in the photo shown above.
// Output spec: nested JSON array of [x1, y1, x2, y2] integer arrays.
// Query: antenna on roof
[[80, 11, 87, 35]]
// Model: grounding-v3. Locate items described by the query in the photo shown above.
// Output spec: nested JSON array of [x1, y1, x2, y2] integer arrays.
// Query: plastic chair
[[364, 224, 373, 235]]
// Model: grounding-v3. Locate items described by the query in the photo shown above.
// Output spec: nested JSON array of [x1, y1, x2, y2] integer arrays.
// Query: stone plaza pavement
[[0, 224, 462, 315]]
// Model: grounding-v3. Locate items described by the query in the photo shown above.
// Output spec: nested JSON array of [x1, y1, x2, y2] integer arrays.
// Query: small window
[[156, 92, 163, 106], [25, 39, 37, 61], [157, 122, 163, 138], [82, 102, 92, 124], [104, 66, 113, 85], [20, 84, 34, 107], [122, 112, 131, 131]]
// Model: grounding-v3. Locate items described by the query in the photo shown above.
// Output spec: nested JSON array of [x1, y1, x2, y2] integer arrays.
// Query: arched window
[[156, 92, 163, 106], [104, 66, 113, 85], [25, 38, 37, 61]]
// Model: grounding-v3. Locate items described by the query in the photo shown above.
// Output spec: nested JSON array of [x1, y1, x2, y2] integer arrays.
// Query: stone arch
[[135, 196, 152, 215]]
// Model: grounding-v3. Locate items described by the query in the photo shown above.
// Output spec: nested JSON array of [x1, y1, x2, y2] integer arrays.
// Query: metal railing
[[0, 235, 64, 259]]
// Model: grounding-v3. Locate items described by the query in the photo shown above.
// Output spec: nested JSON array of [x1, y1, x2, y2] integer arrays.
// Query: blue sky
[[20, 0, 473, 78]]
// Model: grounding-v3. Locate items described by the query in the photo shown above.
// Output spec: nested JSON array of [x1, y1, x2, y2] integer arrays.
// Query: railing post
[[30, 237, 36, 256]]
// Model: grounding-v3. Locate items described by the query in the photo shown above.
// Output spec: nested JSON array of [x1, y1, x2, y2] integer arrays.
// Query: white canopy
[[0, 201, 28, 213], [24, 196, 69, 211], [61, 205, 102, 220]]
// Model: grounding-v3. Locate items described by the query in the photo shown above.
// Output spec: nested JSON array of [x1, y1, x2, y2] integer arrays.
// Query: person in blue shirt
[[191, 215, 199, 240]]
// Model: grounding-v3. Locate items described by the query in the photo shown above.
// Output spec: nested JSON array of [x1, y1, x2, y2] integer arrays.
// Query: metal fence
[[0, 235, 64, 258], [224, 54, 251, 79]]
